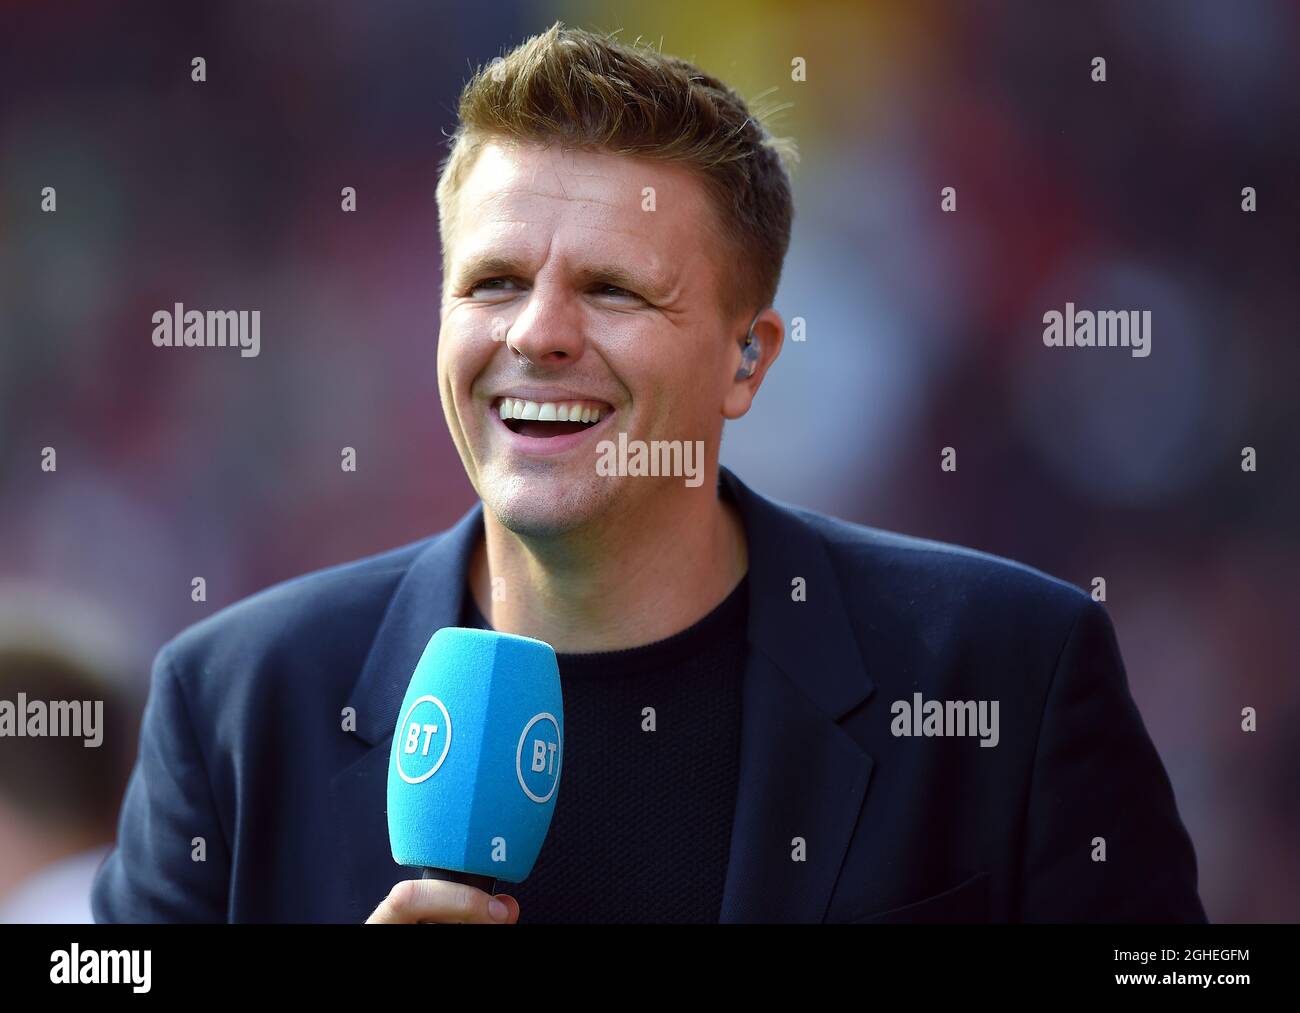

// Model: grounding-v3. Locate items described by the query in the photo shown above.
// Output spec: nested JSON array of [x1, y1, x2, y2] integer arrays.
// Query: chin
[[478, 466, 620, 538]]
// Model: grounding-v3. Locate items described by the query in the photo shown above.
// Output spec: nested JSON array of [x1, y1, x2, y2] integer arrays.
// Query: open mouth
[[494, 396, 613, 439]]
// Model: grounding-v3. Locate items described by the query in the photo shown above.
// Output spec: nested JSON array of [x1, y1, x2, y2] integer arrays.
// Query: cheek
[[668, 343, 722, 400], [437, 328, 494, 446], [438, 322, 496, 394], [625, 346, 719, 432]]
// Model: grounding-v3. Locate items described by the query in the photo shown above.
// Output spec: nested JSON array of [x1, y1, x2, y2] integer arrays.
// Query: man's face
[[437, 139, 741, 537]]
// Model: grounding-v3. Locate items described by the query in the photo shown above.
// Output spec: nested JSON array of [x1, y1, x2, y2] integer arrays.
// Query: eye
[[467, 277, 520, 296], [593, 284, 641, 300]]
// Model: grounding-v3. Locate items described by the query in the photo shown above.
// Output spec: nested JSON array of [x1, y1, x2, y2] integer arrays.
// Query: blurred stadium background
[[1, 1, 1296, 921]]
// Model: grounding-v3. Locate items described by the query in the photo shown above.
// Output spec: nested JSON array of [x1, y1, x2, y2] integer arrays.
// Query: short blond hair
[[435, 21, 797, 322]]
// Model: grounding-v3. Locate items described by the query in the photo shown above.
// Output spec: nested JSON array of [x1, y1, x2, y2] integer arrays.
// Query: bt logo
[[395, 695, 452, 784], [515, 712, 561, 803]]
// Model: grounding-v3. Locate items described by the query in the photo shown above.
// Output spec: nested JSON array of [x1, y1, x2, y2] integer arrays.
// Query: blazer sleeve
[[91, 646, 231, 922], [1018, 599, 1207, 922]]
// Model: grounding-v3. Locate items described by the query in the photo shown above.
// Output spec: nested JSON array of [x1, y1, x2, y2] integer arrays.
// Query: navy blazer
[[92, 467, 1206, 923]]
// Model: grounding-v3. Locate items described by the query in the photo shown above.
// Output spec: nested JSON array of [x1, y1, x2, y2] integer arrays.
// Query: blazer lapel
[[716, 468, 876, 922], [328, 503, 484, 921]]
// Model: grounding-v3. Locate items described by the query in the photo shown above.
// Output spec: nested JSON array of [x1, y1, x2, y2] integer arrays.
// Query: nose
[[504, 287, 586, 366]]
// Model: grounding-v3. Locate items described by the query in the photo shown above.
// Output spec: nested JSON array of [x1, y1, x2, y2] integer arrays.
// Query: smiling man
[[92, 22, 1205, 924]]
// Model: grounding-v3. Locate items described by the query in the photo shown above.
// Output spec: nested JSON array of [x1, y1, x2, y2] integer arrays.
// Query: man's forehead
[[453, 140, 719, 247], [462, 139, 699, 207], [447, 141, 719, 295]]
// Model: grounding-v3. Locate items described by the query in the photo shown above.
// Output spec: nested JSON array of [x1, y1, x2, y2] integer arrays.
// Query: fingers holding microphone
[[365, 879, 521, 924]]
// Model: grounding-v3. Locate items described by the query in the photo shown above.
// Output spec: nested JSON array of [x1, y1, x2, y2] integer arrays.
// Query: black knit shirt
[[460, 574, 748, 923]]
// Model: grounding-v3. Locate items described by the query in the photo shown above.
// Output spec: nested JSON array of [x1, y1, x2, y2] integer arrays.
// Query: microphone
[[387, 626, 564, 896]]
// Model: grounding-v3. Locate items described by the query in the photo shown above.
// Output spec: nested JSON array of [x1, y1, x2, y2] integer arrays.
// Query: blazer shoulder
[[789, 504, 1095, 631], [158, 535, 436, 700]]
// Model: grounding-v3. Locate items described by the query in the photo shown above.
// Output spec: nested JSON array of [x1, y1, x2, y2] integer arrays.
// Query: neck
[[469, 477, 748, 653]]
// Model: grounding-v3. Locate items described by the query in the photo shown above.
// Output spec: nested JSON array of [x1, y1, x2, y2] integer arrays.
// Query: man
[[92, 23, 1205, 924]]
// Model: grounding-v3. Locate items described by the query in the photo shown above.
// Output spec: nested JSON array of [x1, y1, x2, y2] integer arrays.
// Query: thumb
[[493, 893, 521, 923]]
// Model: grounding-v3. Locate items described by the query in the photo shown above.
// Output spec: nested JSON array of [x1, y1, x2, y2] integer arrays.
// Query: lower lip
[[491, 405, 615, 457]]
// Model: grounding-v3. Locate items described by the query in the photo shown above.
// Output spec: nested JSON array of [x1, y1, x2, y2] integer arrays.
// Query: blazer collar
[[720, 466, 874, 719], [345, 502, 481, 746], [340, 466, 875, 922], [712, 468, 875, 921]]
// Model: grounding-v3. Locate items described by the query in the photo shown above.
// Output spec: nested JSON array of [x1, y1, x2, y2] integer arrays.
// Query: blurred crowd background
[[1, 1, 1296, 922]]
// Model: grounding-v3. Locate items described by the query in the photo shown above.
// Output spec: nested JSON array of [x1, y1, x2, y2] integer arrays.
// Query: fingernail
[[489, 898, 508, 921]]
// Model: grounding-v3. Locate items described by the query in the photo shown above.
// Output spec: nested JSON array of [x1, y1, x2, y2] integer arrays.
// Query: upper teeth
[[497, 399, 605, 423]]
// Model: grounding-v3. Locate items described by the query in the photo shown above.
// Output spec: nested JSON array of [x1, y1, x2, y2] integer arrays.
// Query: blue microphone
[[387, 626, 564, 894]]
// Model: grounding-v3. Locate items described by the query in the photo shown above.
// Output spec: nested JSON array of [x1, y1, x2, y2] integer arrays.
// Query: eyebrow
[[451, 251, 670, 299]]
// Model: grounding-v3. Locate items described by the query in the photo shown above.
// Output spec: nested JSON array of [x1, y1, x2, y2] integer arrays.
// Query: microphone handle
[[421, 867, 498, 895]]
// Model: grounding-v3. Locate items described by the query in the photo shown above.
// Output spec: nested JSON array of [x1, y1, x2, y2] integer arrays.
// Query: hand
[[365, 879, 520, 924]]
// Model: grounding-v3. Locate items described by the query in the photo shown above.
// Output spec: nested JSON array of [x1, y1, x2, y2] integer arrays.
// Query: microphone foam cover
[[387, 626, 563, 883]]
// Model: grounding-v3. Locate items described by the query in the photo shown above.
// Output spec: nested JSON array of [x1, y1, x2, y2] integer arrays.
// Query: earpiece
[[735, 308, 764, 380]]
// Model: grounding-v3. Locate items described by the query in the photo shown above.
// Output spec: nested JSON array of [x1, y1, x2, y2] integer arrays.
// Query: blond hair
[[435, 22, 797, 321]]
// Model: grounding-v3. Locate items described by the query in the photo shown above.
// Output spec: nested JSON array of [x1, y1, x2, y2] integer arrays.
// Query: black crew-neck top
[[460, 572, 749, 923]]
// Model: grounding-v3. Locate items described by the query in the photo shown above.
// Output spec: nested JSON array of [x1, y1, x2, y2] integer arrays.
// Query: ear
[[722, 308, 784, 420]]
